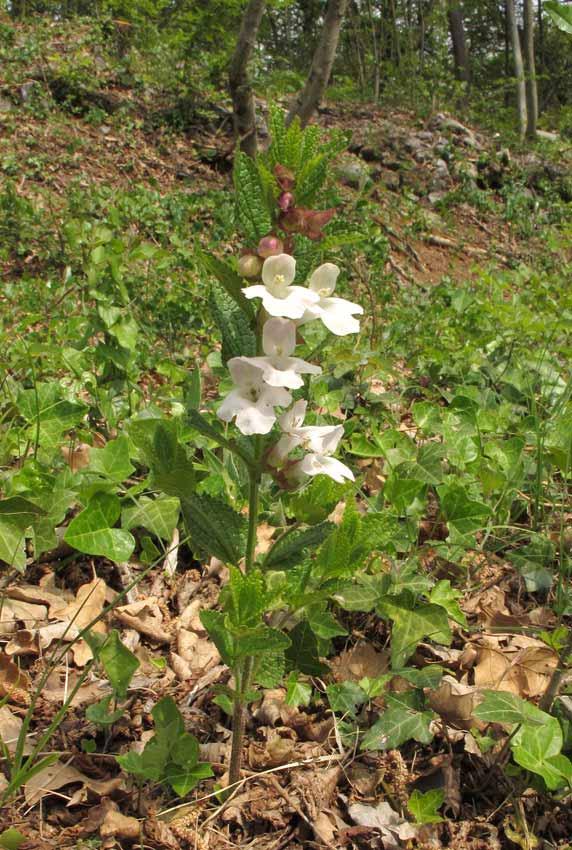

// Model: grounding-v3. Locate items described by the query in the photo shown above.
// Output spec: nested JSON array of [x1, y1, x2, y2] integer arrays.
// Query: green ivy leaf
[[122, 495, 180, 541], [285, 620, 329, 675], [429, 580, 467, 627], [89, 435, 134, 482], [378, 596, 452, 669], [17, 383, 87, 448], [438, 483, 492, 544], [327, 681, 367, 717], [361, 692, 434, 751], [285, 672, 313, 707], [64, 493, 135, 563], [408, 788, 444, 824], [149, 423, 195, 499]]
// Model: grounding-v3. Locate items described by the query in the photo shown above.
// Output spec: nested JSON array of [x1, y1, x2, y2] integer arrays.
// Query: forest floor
[[1, 17, 572, 850]]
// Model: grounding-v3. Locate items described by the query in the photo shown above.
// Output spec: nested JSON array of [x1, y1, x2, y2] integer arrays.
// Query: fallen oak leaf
[[24, 759, 124, 806], [0, 654, 31, 705], [115, 599, 170, 644]]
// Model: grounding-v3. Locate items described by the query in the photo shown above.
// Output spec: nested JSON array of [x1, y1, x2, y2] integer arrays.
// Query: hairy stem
[[228, 445, 261, 787]]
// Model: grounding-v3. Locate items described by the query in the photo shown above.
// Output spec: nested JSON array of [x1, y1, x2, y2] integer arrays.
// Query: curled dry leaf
[[100, 806, 140, 841], [428, 675, 482, 729], [60, 577, 107, 630], [0, 705, 32, 754], [24, 759, 124, 806], [176, 627, 220, 675], [6, 583, 69, 618], [472, 637, 558, 698], [5, 629, 38, 657], [0, 653, 31, 704], [0, 599, 48, 636], [331, 641, 389, 682], [115, 598, 170, 644], [348, 801, 417, 848], [61, 442, 91, 471], [248, 734, 296, 769]]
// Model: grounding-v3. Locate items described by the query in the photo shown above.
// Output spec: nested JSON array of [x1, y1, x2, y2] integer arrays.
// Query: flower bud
[[278, 192, 294, 211], [274, 164, 295, 191], [257, 235, 284, 258], [237, 254, 262, 278]]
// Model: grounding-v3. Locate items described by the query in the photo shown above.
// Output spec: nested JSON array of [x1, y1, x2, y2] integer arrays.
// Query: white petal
[[287, 357, 322, 377], [261, 287, 318, 320], [308, 262, 340, 296], [242, 284, 268, 301], [294, 424, 344, 454], [268, 433, 300, 465], [259, 385, 292, 408], [256, 361, 305, 389], [299, 453, 355, 482], [227, 357, 265, 388], [263, 317, 296, 357], [217, 389, 250, 422], [316, 297, 363, 336], [262, 253, 296, 288], [279, 399, 307, 431], [235, 403, 276, 435]]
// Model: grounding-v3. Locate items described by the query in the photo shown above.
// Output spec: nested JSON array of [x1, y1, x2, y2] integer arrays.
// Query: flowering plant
[[188, 111, 365, 788]]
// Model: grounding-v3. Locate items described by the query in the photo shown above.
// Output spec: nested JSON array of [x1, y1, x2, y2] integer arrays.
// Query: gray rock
[[428, 190, 447, 205], [338, 160, 370, 189]]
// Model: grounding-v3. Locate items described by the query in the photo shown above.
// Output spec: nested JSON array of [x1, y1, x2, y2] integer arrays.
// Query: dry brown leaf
[[331, 641, 389, 682], [24, 759, 123, 806], [60, 577, 107, 631], [0, 653, 31, 704], [61, 442, 91, 471], [348, 801, 417, 847], [37, 620, 80, 650], [6, 583, 69, 618], [472, 638, 557, 698], [170, 651, 192, 681], [428, 675, 482, 729], [5, 629, 38, 657], [100, 806, 140, 841], [254, 522, 276, 557], [0, 599, 48, 635], [162, 526, 179, 578], [42, 670, 111, 706], [248, 734, 296, 769], [115, 598, 170, 643], [176, 627, 220, 673], [0, 705, 32, 754]]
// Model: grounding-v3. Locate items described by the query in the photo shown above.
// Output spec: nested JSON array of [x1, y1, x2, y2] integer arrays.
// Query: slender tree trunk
[[228, 0, 267, 158], [287, 0, 349, 127], [506, 0, 527, 140], [447, 1, 470, 83], [523, 0, 538, 139]]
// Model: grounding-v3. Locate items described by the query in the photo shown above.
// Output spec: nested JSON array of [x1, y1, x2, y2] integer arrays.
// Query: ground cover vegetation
[[0, 1, 571, 848]]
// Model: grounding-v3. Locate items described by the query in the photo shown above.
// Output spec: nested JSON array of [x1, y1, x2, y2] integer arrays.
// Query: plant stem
[[227, 439, 261, 787], [539, 628, 572, 713]]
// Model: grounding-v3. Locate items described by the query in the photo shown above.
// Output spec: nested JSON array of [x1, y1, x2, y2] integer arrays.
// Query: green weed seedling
[[117, 697, 212, 797], [85, 629, 140, 730]]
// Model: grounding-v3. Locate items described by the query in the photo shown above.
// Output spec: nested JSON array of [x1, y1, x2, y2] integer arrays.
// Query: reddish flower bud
[[278, 191, 294, 211], [279, 207, 337, 240], [274, 164, 295, 191], [257, 235, 284, 258], [237, 254, 262, 278]]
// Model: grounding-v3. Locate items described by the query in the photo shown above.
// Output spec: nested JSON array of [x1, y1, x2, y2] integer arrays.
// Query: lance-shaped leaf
[[545, 1, 572, 34], [64, 493, 135, 563], [181, 492, 247, 565], [263, 521, 334, 570], [234, 151, 273, 242], [201, 252, 255, 321], [209, 282, 257, 363]]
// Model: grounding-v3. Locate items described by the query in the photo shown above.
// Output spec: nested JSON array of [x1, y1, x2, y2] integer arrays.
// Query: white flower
[[217, 358, 292, 435], [268, 399, 346, 466], [297, 453, 355, 483], [247, 318, 322, 389], [301, 263, 363, 336], [243, 254, 319, 319]]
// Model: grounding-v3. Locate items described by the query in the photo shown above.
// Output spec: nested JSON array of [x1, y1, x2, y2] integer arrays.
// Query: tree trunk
[[447, 2, 470, 83], [506, 0, 527, 140], [287, 0, 349, 127], [228, 0, 267, 158], [523, 0, 538, 139]]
